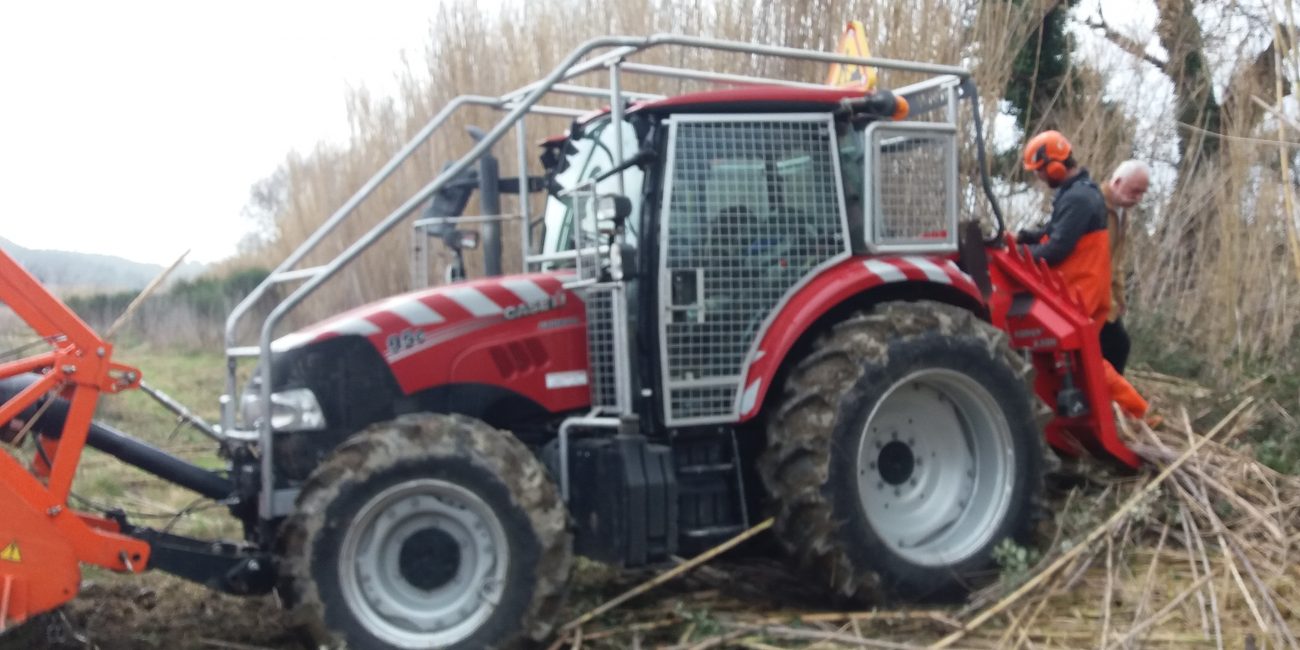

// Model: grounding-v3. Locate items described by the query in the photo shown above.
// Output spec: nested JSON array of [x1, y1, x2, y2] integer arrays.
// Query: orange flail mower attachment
[[986, 240, 1142, 469], [0, 248, 151, 630]]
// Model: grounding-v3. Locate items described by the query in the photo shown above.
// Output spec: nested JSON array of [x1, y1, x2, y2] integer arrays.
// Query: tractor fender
[[735, 255, 984, 422]]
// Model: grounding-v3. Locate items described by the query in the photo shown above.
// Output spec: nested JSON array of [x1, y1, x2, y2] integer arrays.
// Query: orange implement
[[0, 247, 150, 629], [0, 477, 79, 630], [986, 242, 1142, 469]]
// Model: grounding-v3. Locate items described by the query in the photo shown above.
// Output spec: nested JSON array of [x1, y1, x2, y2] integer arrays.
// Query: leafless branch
[[1085, 12, 1167, 70]]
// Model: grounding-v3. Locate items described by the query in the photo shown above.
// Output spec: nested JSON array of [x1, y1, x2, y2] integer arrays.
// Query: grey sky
[[0, 1, 436, 265]]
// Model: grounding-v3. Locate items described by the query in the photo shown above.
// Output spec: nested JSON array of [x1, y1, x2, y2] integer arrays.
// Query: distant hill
[[0, 236, 206, 293]]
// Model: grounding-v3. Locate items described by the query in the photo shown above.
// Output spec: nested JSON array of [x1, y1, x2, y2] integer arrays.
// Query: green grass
[[94, 346, 227, 440], [71, 345, 245, 539], [0, 338, 248, 540]]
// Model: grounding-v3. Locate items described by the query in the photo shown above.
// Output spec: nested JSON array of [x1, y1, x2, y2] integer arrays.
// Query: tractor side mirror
[[597, 194, 633, 227], [611, 242, 638, 281]]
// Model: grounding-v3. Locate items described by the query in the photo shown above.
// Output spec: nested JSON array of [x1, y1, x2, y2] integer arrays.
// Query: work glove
[[1015, 228, 1042, 244]]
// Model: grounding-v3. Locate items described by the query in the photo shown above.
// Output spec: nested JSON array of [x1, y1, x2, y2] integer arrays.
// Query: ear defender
[[1039, 146, 1067, 183], [1023, 130, 1072, 182]]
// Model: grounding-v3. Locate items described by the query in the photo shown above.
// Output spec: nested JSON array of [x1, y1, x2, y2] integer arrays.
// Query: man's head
[[1108, 159, 1150, 208], [1022, 130, 1076, 188]]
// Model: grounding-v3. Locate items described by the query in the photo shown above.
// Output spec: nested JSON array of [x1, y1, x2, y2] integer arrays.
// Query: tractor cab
[[530, 81, 970, 430]]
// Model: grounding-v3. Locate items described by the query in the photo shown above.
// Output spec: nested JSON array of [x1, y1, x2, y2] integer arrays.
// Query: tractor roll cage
[[220, 34, 1002, 520]]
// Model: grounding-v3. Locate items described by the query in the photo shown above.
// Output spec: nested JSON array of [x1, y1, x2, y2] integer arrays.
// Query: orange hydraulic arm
[[985, 240, 1142, 469], [0, 247, 151, 630]]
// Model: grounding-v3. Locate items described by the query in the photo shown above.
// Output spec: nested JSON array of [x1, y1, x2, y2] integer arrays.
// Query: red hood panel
[[274, 273, 590, 413]]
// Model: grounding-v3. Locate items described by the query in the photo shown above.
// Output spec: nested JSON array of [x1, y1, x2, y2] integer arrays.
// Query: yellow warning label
[[0, 541, 20, 563]]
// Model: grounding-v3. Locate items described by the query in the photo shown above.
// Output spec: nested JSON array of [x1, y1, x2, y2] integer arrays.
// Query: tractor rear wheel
[[0, 612, 68, 648], [759, 300, 1042, 601], [277, 413, 571, 649]]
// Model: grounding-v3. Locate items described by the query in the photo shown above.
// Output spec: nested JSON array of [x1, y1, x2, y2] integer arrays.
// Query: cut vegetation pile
[[543, 374, 1300, 649]]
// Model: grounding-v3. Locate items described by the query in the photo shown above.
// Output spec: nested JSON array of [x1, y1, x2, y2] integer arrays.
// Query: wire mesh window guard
[[659, 115, 848, 424]]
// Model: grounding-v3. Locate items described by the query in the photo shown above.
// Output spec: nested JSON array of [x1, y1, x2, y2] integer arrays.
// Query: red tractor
[[0, 35, 1135, 649]]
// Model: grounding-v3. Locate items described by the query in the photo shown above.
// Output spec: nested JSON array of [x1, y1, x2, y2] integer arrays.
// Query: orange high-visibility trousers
[[1105, 362, 1148, 419]]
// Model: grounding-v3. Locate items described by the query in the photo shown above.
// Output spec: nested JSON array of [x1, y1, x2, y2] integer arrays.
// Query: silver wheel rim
[[339, 478, 509, 648], [855, 369, 1016, 567]]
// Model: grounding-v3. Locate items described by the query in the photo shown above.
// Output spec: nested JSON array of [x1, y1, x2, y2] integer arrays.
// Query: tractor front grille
[[583, 285, 619, 412]]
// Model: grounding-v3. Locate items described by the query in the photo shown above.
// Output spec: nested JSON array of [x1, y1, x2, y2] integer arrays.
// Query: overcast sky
[[0, 0, 1185, 267], [0, 1, 437, 266]]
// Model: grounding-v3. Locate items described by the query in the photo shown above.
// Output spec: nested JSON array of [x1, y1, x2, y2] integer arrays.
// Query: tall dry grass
[[231, 0, 1298, 388], [231, 0, 1047, 329], [1076, 8, 1300, 383]]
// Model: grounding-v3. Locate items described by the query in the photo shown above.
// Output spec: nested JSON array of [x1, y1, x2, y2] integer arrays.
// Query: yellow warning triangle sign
[[0, 541, 21, 563], [825, 20, 878, 90]]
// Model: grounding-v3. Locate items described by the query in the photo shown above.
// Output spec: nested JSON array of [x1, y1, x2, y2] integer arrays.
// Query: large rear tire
[[759, 300, 1042, 601], [277, 413, 571, 649], [0, 611, 69, 649]]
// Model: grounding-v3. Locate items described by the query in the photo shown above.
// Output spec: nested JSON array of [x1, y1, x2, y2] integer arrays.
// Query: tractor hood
[[273, 273, 577, 355], [271, 272, 590, 410]]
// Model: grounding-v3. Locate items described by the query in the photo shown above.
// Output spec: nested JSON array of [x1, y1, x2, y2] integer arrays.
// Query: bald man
[[1100, 160, 1150, 374]]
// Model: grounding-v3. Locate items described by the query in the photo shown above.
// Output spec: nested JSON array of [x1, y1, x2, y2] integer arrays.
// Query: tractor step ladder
[[675, 430, 750, 548]]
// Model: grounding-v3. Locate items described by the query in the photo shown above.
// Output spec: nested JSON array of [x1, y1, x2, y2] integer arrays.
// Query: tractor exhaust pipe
[[0, 375, 234, 500]]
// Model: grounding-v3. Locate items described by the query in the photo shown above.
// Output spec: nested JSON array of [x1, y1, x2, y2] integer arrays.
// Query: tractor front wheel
[[277, 413, 571, 649], [760, 300, 1042, 601]]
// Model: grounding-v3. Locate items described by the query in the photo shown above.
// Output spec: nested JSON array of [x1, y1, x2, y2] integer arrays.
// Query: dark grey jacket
[[1022, 169, 1107, 265]]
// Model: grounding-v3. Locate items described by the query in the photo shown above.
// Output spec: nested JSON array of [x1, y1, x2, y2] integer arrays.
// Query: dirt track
[[8, 552, 836, 650], [9, 572, 298, 650]]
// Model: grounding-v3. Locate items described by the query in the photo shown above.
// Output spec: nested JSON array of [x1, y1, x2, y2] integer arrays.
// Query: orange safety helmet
[[1023, 130, 1072, 183]]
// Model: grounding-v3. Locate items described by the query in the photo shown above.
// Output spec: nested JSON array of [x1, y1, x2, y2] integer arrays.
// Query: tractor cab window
[[663, 119, 846, 278], [541, 119, 643, 257]]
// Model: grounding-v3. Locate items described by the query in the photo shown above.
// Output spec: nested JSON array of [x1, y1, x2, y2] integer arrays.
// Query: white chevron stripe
[[271, 331, 316, 352], [444, 286, 503, 316], [378, 295, 444, 326], [329, 317, 381, 336], [942, 260, 974, 284], [500, 278, 550, 304], [904, 257, 952, 284], [739, 379, 762, 415], [863, 259, 906, 282]]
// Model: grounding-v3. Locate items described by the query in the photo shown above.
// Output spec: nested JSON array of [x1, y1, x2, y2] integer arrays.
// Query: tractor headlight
[[240, 387, 326, 432]]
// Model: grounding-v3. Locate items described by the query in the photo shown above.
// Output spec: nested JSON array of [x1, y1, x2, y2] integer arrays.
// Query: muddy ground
[[5, 550, 840, 650]]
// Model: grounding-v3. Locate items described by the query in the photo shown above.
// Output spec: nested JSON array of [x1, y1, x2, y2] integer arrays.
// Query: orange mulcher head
[[0, 477, 81, 630], [985, 245, 1142, 469], [0, 246, 152, 630]]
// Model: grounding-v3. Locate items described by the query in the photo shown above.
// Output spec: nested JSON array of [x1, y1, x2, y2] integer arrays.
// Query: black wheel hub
[[398, 527, 462, 591], [878, 440, 915, 485]]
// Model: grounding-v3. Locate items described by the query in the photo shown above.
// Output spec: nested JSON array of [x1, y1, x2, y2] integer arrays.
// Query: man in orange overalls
[[1018, 130, 1150, 422]]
